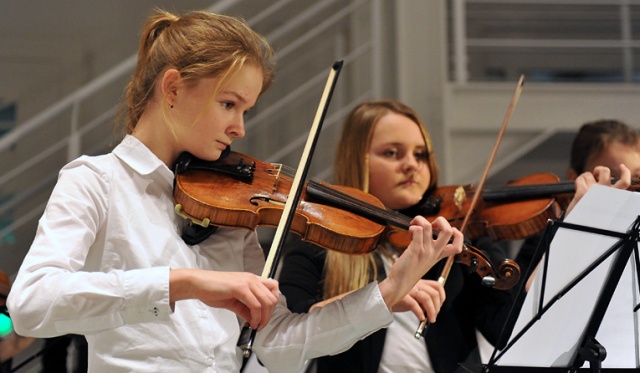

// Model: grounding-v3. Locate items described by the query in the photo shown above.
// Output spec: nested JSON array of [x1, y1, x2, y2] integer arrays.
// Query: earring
[[169, 102, 174, 109]]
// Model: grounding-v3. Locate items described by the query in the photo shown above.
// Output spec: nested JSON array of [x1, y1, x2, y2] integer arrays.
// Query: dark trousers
[[42, 335, 87, 373]]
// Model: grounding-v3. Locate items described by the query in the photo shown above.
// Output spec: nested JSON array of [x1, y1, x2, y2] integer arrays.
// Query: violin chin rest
[[181, 224, 218, 245]]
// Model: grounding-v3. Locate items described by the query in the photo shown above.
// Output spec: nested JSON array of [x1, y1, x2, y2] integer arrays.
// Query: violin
[[173, 151, 520, 290], [388, 173, 569, 244], [392, 173, 640, 244], [481, 173, 640, 204]]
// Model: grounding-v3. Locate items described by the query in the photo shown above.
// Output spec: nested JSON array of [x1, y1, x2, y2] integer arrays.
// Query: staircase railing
[[0, 0, 384, 270]]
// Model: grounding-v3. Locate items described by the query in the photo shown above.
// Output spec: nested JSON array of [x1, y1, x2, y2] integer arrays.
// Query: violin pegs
[[481, 276, 497, 288]]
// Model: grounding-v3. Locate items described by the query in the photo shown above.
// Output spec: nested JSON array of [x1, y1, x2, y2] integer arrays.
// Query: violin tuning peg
[[481, 276, 496, 288], [467, 257, 479, 273]]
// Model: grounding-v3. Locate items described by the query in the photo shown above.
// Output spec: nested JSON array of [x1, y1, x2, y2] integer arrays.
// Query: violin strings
[[307, 180, 411, 229], [276, 163, 412, 229]]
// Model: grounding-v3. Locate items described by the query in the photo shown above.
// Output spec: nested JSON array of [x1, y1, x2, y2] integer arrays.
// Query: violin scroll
[[453, 244, 520, 290], [495, 257, 520, 289]]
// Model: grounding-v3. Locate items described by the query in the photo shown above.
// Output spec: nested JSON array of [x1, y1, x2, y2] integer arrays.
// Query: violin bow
[[415, 74, 526, 338], [237, 61, 344, 358]]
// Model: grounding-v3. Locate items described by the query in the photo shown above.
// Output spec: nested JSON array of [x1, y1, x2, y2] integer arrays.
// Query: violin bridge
[[454, 186, 466, 212], [268, 163, 283, 192]]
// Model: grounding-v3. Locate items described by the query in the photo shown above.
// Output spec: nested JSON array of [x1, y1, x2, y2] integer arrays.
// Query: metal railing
[[451, 0, 640, 83], [0, 0, 384, 267]]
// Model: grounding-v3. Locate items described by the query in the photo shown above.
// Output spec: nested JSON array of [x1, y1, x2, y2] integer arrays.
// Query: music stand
[[483, 185, 640, 373]]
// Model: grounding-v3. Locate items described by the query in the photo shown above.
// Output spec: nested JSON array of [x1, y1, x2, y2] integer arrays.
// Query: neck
[[132, 106, 178, 168]]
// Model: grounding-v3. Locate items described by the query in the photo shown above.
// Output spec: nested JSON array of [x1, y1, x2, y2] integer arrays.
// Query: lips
[[399, 178, 418, 187]]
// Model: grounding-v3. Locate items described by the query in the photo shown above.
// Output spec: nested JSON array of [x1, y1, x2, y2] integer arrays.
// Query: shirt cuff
[[122, 266, 172, 324], [343, 282, 393, 334]]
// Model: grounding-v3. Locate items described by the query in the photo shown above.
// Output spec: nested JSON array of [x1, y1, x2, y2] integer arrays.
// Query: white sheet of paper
[[496, 185, 640, 368]]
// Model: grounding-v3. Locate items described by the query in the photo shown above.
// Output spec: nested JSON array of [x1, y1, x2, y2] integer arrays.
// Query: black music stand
[[482, 185, 640, 373]]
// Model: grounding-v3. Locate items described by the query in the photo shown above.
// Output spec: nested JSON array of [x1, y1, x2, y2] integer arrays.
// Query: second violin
[[417, 173, 569, 242]]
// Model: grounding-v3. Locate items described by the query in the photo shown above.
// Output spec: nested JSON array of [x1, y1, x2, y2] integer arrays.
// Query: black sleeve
[[278, 236, 327, 313], [467, 275, 516, 348]]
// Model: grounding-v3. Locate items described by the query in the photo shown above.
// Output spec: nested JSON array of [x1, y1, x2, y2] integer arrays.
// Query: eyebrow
[[222, 90, 249, 105], [380, 142, 427, 149]]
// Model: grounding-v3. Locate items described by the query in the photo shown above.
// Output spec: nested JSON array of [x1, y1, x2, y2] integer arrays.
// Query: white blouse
[[7, 135, 393, 373], [378, 246, 434, 373]]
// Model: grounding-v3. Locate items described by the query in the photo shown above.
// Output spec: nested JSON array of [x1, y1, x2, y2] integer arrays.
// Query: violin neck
[[306, 180, 411, 230], [482, 181, 575, 202]]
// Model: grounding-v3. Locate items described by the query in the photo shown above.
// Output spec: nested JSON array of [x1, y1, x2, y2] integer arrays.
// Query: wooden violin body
[[173, 151, 521, 290], [424, 173, 570, 242], [174, 151, 387, 255]]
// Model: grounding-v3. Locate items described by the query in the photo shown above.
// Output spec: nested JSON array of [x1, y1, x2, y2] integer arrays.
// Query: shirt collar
[[113, 135, 175, 185]]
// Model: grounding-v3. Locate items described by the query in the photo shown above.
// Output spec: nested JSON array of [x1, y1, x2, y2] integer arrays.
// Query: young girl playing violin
[[6, 10, 464, 373], [278, 100, 632, 373]]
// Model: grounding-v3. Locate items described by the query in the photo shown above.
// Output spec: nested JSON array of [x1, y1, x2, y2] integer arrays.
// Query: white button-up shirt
[[8, 135, 393, 372]]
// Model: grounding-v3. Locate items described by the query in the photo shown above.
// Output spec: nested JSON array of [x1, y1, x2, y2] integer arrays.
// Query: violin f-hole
[[249, 196, 285, 207]]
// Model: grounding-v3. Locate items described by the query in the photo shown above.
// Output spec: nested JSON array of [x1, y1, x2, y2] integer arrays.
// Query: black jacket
[[278, 236, 519, 373]]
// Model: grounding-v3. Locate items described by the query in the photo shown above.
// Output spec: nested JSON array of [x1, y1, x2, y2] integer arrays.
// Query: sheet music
[[497, 185, 640, 368]]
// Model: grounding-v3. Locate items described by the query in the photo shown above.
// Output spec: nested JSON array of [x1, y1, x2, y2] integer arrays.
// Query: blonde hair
[[119, 9, 275, 135], [323, 99, 438, 298]]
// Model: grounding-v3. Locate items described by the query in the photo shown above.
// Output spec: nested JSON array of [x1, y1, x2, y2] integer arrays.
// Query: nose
[[402, 154, 420, 172], [228, 115, 246, 139]]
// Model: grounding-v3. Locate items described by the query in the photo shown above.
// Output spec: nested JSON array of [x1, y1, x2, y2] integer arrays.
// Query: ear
[[160, 68, 181, 106]]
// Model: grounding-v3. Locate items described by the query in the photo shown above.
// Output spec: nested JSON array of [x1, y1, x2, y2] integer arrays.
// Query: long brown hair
[[119, 9, 275, 135], [324, 100, 438, 299]]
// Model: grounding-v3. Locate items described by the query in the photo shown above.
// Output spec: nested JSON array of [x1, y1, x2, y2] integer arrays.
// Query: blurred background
[[2, 0, 640, 371]]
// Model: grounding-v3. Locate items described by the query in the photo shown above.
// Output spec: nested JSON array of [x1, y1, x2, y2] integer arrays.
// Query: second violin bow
[[415, 74, 526, 338]]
